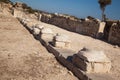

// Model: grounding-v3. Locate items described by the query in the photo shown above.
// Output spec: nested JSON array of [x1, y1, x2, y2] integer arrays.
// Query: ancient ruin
[[0, 1, 120, 80], [72, 48, 111, 73], [41, 13, 100, 37], [104, 20, 120, 46], [40, 28, 54, 41], [108, 22, 120, 46], [53, 34, 71, 48]]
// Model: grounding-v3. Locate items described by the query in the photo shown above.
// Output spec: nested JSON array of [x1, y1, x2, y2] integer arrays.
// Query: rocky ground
[[39, 21, 120, 80], [0, 13, 78, 80], [0, 7, 120, 80]]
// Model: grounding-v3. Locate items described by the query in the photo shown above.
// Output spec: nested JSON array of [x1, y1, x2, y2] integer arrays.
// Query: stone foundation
[[40, 28, 54, 41], [72, 48, 111, 73], [53, 34, 71, 48]]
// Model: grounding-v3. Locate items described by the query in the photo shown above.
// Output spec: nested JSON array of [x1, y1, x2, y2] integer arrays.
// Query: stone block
[[33, 27, 40, 35], [72, 55, 92, 72], [94, 62, 111, 73], [35, 24, 44, 30], [72, 48, 111, 73], [41, 28, 53, 34], [41, 33, 54, 41], [98, 22, 106, 33], [54, 34, 70, 42], [65, 42, 70, 48], [53, 34, 70, 48], [54, 41, 66, 48], [96, 22, 106, 38], [54, 41, 70, 48]]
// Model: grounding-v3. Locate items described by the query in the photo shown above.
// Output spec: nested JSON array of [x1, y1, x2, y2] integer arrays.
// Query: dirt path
[[0, 14, 78, 80]]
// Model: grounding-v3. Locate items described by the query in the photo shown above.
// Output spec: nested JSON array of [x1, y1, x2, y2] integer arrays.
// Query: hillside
[[0, 4, 78, 80], [0, 1, 120, 80]]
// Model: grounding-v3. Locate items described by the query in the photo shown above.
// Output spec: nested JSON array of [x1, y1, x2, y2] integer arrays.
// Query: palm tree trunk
[[102, 7, 105, 21]]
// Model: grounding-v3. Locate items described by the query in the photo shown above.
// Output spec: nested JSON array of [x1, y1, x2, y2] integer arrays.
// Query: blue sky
[[11, 0, 120, 20]]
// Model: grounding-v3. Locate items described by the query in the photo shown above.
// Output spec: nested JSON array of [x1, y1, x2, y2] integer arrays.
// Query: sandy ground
[[0, 8, 120, 79], [37, 21, 120, 80], [0, 13, 78, 80]]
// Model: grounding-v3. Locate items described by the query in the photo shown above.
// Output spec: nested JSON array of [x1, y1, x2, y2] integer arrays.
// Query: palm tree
[[98, 0, 112, 21]]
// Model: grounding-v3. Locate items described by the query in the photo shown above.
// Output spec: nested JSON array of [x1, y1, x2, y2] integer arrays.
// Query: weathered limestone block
[[33, 27, 40, 35], [40, 28, 54, 41], [99, 22, 106, 32], [26, 22, 33, 28], [53, 34, 70, 48], [55, 41, 70, 48], [35, 24, 44, 30], [55, 34, 70, 42], [41, 28, 53, 34], [55, 41, 66, 48], [13, 9, 23, 18], [72, 48, 111, 73], [97, 22, 106, 38], [41, 33, 54, 41], [21, 19, 26, 25], [20, 18, 31, 26]]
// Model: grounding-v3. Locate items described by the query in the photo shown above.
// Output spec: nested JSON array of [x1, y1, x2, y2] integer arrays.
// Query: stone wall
[[41, 13, 100, 37], [41, 13, 120, 45], [76, 20, 99, 37], [104, 21, 114, 40], [41, 13, 53, 24], [108, 21, 120, 46]]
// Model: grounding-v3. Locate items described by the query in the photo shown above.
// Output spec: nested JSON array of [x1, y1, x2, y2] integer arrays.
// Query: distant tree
[[98, 0, 112, 21]]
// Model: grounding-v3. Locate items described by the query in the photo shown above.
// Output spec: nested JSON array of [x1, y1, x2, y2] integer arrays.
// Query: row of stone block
[[19, 18, 112, 80], [21, 18, 111, 74], [20, 18, 71, 49]]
